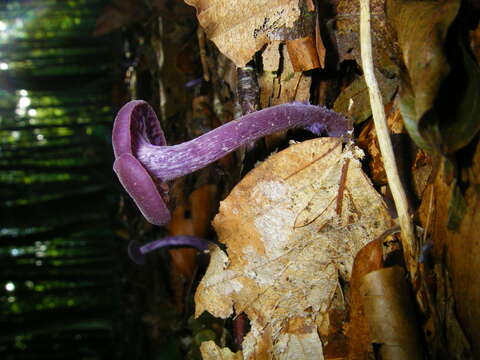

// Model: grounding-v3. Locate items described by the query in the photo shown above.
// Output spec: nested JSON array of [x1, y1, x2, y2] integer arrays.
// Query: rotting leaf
[[333, 72, 398, 125], [436, 40, 480, 153], [195, 138, 392, 359], [386, 0, 462, 152], [184, 0, 302, 67], [398, 33, 480, 153]]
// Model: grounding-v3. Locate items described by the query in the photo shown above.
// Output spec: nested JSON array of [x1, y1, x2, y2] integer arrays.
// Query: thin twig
[[359, 0, 418, 280]]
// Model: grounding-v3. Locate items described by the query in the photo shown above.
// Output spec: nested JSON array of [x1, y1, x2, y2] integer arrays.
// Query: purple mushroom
[[127, 236, 210, 265], [113, 100, 347, 226]]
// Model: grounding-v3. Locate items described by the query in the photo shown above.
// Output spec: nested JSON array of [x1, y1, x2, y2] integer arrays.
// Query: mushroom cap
[[127, 240, 146, 265], [114, 153, 171, 225], [112, 101, 170, 226]]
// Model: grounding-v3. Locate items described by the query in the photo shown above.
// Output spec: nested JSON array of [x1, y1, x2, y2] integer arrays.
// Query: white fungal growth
[[255, 207, 295, 259], [205, 269, 243, 295], [253, 180, 290, 202], [252, 181, 295, 259]]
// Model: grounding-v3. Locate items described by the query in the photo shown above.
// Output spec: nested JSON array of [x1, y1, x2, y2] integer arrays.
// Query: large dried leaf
[[195, 138, 392, 358], [184, 0, 302, 67]]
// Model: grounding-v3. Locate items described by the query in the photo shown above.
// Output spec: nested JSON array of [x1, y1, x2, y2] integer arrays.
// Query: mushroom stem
[[140, 235, 209, 253], [135, 102, 347, 182], [128, 235, 210, 264]]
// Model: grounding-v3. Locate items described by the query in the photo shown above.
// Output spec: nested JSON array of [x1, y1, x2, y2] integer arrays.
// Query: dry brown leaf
[[195, 138, 392, 358], [184, 0, 302, 67], [200, 341, 243, 360], [286, 36, 321, 72], [411, 149, 433, 200], [258, 43, 312, 149]]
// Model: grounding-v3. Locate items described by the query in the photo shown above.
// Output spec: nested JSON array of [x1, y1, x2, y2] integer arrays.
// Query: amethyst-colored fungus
[[127, 236, 210, 264], [112, 100, 347, 226]]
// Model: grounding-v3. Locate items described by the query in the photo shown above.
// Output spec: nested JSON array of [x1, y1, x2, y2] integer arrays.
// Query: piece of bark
[[286, 36, 321, 71], [258, 44, 312, 149], [259, 44, 312, 110], [360, 266, 423, 360]]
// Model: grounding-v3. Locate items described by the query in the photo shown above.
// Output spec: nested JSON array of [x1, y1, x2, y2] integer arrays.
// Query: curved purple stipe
[[127, 236, 210, 265], [112, 100, 347, 226]]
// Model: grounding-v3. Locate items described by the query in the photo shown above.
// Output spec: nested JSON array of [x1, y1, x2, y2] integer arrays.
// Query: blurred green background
[[0, 0, 133, 358]]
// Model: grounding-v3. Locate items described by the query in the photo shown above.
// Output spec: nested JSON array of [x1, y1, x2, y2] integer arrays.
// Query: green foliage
[[0, 0, 124, 358]]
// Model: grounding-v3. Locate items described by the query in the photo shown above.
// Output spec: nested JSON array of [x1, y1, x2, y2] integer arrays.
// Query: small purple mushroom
[[112, 100, 347, 226], [127, 236, 210, 265]]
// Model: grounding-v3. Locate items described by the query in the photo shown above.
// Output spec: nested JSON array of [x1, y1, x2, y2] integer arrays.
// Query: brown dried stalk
[[359, 0, 418, 280]]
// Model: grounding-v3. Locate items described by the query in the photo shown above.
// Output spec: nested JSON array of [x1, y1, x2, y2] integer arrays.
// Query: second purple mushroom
[[128, 236, 210, 265]]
